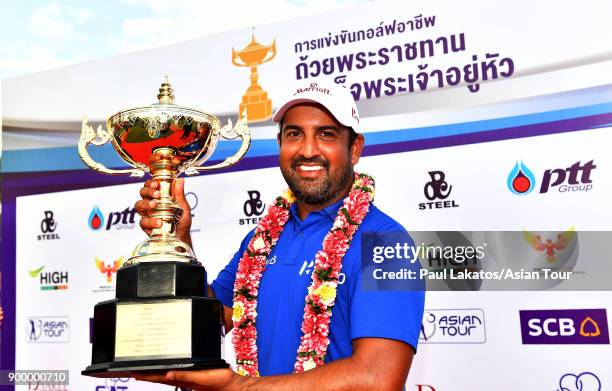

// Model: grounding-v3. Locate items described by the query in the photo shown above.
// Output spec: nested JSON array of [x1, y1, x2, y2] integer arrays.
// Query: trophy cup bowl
[[80, 78, 251, 377]]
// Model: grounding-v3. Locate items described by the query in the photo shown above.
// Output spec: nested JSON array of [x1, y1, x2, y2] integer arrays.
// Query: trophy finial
[[157, 76, 175, 104]]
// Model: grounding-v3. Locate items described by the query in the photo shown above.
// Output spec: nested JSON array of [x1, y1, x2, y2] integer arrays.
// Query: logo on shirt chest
[[298, 260, 346, 284]]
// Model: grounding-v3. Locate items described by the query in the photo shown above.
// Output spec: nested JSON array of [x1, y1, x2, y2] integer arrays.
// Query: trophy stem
[[248, 66, 261, 92], [149, 147, 182, 239], [125, 147, 196, 265]]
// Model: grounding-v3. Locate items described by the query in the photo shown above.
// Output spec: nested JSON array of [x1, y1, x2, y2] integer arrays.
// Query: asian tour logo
[[26, 316, 70, 343], [419, 308, 486, 343], [519, 308, 609, 344], [28, 266, 69, 291], [507, 160, 596, 195], [89, 205, 137, 231]]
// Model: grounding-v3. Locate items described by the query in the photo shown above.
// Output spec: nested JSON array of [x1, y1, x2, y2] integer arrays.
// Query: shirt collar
[[289, 198, 344, 224]]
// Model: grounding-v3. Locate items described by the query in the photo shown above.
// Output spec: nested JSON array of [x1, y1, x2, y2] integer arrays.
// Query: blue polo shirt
[[211, 200, 425, 376]]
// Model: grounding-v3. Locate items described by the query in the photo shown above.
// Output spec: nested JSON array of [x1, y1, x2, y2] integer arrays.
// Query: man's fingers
[[168, 369, 235, 387], [139, 217, 162, 231], [174, 178, 187, 204], [133, 373, 196, 390], [134, 199, 157, 216], [143, 179, 159, 189], [139, 186, 161, 200]]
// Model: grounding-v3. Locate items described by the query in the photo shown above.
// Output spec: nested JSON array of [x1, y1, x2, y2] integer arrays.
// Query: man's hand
[[134, 178, 193, 246], [134, 368, 240, 391], [133, 338, 413, 391]]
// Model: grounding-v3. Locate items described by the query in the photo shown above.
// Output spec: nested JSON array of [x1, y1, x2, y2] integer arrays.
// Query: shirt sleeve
[[211, 230, 255, 308], [349, 229, 425, 353]]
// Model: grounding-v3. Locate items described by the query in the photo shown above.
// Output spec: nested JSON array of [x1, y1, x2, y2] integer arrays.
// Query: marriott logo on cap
[[293, 82, 331, 97]]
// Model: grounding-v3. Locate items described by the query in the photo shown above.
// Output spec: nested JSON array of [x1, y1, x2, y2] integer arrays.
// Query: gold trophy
[[232, 34, 276, 122], [80, 78, 250, 377]]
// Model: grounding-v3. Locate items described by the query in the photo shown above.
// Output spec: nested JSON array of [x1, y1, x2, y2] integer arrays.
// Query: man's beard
[[280, 157, 354, 205]]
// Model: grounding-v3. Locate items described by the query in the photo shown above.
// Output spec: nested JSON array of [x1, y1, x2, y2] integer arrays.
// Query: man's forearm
[[231, 351, 408, 391]]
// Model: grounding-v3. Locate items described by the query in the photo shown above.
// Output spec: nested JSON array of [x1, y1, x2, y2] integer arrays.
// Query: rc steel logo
[[26, 316, 70, 343], [558, 372, 601, 391], [419, 309, 486, 343], [519, 309, 609, 344], [239, 190, 266, 225], [419, 171, 459, 210], [28, 266, 69, 291], [508, 160, 596, 195], [89, 205, 137, 231], [38, 210, 60, 241]]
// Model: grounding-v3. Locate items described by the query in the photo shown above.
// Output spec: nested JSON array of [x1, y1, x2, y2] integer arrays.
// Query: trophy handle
[[261, 39, 276, 64], [184, 110, 251, 174], [78, 119, 147, 177]]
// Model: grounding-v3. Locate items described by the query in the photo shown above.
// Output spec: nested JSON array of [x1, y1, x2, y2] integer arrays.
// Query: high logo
[[419, 309, 486, 343], [419, 171, 459, 210], [26, 316, 70, 342], [519, 308, 609, 344], [38, 210, 60, 240], [28, 266, 69, 291], [89, 206, 137, 231], [239, 190, 266, 225]]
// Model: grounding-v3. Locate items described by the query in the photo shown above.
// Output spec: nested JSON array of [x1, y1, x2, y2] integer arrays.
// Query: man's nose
[[299, 132, 320, 158]]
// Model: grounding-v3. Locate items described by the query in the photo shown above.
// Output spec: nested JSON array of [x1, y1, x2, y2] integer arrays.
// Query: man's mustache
[[291, 157, 329, 170]]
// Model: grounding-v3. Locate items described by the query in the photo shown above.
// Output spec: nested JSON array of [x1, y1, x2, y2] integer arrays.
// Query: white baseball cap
[[273, 81, 360, 132]]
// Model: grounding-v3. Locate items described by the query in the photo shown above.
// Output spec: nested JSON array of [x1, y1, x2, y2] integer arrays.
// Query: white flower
[[302, 358, 317, 371], [252, 237, 266, 251]]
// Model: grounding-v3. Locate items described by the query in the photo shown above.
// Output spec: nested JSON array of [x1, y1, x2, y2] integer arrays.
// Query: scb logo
[[95, 378, 129, 390], [520, 309, 609, 344]]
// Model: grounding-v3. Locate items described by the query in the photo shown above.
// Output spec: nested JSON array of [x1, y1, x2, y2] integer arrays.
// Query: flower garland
[[232, 173, 375, 377]]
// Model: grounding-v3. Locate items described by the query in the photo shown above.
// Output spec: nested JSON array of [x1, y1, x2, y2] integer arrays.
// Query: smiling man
[[135, 81, 424, 390]]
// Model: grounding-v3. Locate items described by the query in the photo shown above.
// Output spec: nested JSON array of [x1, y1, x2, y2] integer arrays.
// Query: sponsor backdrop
[[3, 1, 612, 390]]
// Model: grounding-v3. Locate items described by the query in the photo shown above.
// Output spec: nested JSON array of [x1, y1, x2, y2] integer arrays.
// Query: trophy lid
[[107, 77, 221, 170]]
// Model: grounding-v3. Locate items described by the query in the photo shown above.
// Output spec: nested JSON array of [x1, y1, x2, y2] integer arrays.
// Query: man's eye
[[319, 130, 336, 139], [286, 131, 301, 137]]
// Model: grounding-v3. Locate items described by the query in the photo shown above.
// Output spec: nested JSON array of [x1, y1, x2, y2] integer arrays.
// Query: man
[[134, 81, 424, 390]]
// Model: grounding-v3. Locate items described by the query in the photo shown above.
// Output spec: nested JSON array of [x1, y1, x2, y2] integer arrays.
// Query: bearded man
[[134, 81, 424, 390]]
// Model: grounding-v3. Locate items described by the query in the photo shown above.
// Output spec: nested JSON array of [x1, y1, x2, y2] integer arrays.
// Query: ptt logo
[[28, 266, 69, 291], [89, 205, 137, 231], [507, 160, 596, 195], [95, 377, 130, 391], [519, 308, 609, 344], [419, 308, 486, 344], [26, 316, 70, 343]]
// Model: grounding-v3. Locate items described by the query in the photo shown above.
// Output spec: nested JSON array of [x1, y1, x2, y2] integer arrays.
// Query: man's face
[[278, 103, 363, 205]]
